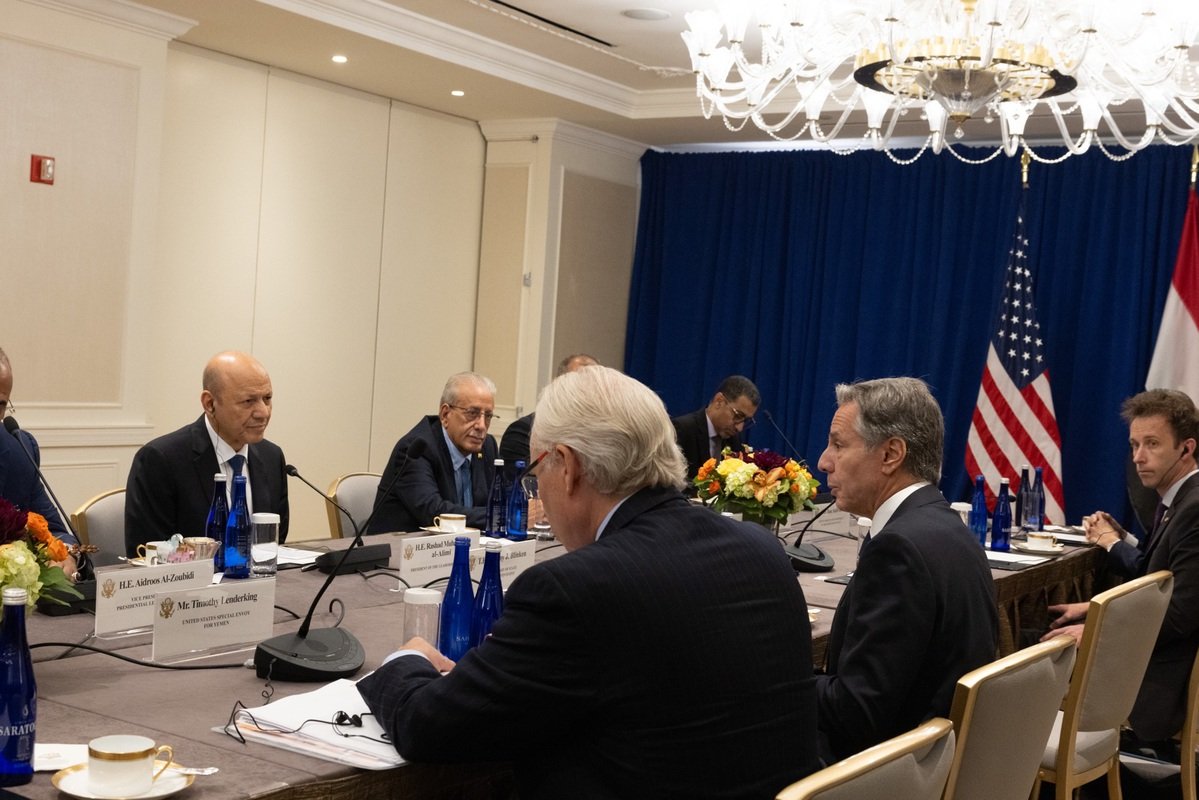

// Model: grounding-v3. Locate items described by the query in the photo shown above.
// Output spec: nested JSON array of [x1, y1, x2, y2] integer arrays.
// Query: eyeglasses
[[448, 405, 498, 424], [721, 394, 756, 429], [525, 450, 549, 477]]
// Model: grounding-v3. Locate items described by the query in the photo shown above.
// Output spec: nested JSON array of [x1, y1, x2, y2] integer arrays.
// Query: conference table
[[19, 523, 1103, 799]]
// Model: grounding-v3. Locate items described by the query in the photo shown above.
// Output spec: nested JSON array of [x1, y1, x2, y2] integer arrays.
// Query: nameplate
[[469, 539, 536, 591], [789, 503, 856, 536], [94, 561, 214, 637], [152, 580, 276, 662], [398, 531, 481, 587]]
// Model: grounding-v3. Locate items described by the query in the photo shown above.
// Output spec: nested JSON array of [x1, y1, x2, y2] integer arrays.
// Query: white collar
[[870, 482, 930, 535]]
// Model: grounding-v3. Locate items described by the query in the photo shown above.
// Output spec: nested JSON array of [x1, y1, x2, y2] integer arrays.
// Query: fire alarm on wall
[[30, 155, 55, 185]]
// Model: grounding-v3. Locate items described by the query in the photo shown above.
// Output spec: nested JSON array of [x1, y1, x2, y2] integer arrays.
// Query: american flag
[[965, 198, 1065, 524]]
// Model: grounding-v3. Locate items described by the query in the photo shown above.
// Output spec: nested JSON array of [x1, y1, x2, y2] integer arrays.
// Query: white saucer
[[1013, 541, 1064, 554], [52, 761, 195, 799], [419, 526, 480, 535]]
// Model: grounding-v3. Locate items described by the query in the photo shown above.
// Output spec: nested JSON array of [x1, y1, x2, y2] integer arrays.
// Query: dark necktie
[[229, 454, 245, 476], [710, 435, 721, 459], [1146, 501, 1169, 551]]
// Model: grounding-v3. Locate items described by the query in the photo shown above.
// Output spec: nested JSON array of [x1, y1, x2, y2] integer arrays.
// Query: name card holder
[[94, 561, 215, 638], [469, 539, 536, 590], [152, 579, 277, 662], [398, 531, 481, 588]]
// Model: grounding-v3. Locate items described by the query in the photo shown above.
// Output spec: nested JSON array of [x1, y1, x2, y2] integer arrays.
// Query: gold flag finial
[[1191, 144, 1197, 188], [1021, 151, 1030, 189]]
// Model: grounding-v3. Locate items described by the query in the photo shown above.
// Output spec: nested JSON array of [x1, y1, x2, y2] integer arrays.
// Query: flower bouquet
[[0, 498, 82, 607], [694, 446, 820, 526]]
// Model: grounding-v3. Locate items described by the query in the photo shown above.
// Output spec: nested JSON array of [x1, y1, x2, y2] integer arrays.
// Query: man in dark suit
[[671, 374, 761, 481], [499, 352, 597, 466], [368, 372, 499, 533], [1047, 388, 1199, 749], [0, 348, 73, 544], [357, 366, 820, 800], [125, 351, 288, 556], [815, 377, 998, 761]]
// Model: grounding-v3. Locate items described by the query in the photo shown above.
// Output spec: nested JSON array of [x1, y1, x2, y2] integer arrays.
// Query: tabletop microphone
[[4, 417, 95, 588], [283, 464, 385, 573], [759, 411, 836, 573], [254, 439, 427, 681]]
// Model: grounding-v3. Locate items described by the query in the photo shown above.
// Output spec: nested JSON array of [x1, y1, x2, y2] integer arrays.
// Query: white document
[[229, 679, 403, 770], [987, 550, 1049, 564], [277, 545, 322, 566]]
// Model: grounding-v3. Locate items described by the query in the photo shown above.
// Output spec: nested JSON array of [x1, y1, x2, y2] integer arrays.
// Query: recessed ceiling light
[[451, 90, 465, 97], [621, 8, 670, 21], [331, 54, 348, 64]]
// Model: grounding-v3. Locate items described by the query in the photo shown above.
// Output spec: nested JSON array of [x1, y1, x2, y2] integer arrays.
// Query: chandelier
[[682, 1, 1199, 163]]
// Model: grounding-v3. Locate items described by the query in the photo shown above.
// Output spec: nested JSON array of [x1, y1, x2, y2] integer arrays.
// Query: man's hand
[[1040, 623, 1085, 646], [1083, 511, 1126, 548], [401, 637, 456, 672], [1046, 601, 1088, 629]]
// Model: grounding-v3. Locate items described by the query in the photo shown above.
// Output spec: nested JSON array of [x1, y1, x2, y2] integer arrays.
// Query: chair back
[[325, 472, 381, 538], [1178, 645, 1199, 800], [776, 718, 955, 800], [1071, 570, 1174, 734], [71, 488, 126, 568], [943, 637, 1076, 800]]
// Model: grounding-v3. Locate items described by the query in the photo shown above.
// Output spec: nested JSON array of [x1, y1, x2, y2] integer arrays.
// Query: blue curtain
[[626, 146, 1192, 525]]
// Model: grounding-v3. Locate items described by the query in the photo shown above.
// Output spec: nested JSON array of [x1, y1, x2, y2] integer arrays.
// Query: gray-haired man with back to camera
[[358, 365, 820, 800]]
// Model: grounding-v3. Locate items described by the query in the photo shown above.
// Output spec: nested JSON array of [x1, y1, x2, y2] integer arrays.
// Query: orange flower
[[697, 458, 717, 480], [790, 482, 800, 494], [27, 512, 69, 562], [707, 480, 721, 495]]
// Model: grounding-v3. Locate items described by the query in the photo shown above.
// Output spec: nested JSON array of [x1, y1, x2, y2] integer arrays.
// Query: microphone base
[[785, 542, 835, 573], [254, 627, 366, 682], [314, 543, 391, 575]]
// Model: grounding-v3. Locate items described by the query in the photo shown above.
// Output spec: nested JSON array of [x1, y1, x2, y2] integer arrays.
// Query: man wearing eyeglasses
[[367, 372, 499, 534], [0, 347, 74, 543], [671, 375, 761, 481]]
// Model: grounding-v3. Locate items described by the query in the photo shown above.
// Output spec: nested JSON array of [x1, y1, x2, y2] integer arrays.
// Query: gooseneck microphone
[[284, 465, 388, 573], [254, 439, 428, 681], [759, 410, 835, 573]]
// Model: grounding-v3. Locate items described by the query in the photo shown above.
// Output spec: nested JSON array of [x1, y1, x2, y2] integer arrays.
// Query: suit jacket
[[671, 408, 744, 481], [357, 486, 820, 799], [1107, 472, 1199, 739], [124, 416, 289, 556], [817, 484, 999, 760], [0, 428, 71, 541], [367, 415, 497, 534], [499, 412, 533, 467]]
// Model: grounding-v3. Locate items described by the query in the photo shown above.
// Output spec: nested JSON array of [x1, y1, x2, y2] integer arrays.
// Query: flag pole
[[1021, 151, 1030, 190], [1191, 144, 1197, 188]]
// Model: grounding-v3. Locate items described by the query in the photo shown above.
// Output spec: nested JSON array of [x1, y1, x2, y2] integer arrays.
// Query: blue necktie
[[229, 454, 245, 476], [458, 460, 472, 506]]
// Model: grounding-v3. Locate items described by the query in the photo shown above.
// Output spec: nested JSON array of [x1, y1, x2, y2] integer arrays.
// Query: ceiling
[[128, 0, 1167, 150]]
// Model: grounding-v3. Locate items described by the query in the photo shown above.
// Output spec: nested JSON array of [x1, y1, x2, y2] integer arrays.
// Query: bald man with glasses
[[367, 372, 500, 534]]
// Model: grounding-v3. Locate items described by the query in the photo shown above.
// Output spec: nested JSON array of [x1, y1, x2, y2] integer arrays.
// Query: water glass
[[250, 512, 279, 577]]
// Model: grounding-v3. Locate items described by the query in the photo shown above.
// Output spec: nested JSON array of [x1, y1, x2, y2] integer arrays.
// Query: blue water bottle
[[471, 539, 505, 646], [0, 587, 36, 787], [484, 458, 507, 538], [969, 474, 989, 548], [1028, 466, 1045, 530], [223, 474, 251, 578], [438, 536, 475, 661], [991, 478, 1012, 552], [205, 473, 228, 571], [1015, 465, 1030, 531], [506, 460, 528, 541]]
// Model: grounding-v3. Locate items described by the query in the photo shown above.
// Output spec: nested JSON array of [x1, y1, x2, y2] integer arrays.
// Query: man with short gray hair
[[815, 376, 997, 761], [368, 372, 499, 533], [358, 366, 820, 799]]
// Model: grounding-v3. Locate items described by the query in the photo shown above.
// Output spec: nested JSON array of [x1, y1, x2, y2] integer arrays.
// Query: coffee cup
[[432, 513, 466, 532], [136, 541, 169, 564], [1026, 531, 1056, 549], [87, 735, 173, 796]]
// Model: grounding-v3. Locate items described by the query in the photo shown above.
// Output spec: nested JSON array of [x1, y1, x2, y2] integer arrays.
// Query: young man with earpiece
[[1044, 388, 1199, 758]]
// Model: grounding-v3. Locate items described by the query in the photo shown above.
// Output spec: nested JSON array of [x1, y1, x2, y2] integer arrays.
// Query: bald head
[[555, 353, 599, 377], [0, 348, 11, 417], [201, 351, 274, 450]]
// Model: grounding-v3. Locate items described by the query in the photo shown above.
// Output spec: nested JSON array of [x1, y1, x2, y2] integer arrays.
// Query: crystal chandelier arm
[[1044, 100, 1098, 156]]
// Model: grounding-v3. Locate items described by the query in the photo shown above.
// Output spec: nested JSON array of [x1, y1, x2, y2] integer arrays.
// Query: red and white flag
[[965, 197, 1065, 523], [1146, 188, 1199, 397]]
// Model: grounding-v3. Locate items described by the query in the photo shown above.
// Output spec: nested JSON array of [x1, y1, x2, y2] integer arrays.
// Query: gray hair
[[532, 366, 687, 494], [834, 377, 944, 485], [441, 372, 496, 407]]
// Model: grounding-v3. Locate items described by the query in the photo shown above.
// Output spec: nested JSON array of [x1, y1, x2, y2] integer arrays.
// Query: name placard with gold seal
[[94, 561, 214, 637], [399, 531, 481, 587], [152, 580, 276, 662]]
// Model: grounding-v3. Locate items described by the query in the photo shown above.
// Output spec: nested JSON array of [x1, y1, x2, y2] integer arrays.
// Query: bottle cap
[[484, 539, 503, 552], [3, 587, 29, 605], [251, 513, 281, 524], [494, 458, 504, 466], [404, 588, 442, 605], [213, 473, 227, 481]]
